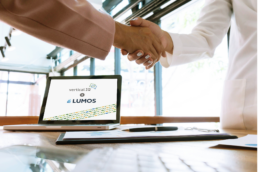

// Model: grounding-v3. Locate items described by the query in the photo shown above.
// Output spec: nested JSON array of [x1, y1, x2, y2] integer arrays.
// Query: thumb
[[130, 17, 162, 41], [130, 17, 151, 27]]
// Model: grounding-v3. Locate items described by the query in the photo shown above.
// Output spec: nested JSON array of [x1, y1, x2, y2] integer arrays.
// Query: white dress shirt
[[160, 0, 257, 129]]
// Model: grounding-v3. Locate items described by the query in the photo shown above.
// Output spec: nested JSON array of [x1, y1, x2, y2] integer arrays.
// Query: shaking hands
[[113, 17, 174, 70]]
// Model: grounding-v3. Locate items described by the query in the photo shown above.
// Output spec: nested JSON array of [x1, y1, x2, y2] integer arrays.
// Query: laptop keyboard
[[74, 148, 232, 172]]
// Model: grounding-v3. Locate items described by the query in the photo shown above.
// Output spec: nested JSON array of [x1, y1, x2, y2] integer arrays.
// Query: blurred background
[[0, 0, 229, 127]]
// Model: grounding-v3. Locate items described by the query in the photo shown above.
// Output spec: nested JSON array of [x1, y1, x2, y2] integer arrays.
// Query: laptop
[[4, 75, 122, 130]]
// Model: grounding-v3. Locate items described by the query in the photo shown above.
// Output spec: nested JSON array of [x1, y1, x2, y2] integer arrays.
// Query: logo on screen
[[67, 99, 96, 103], [89, 83, 97, 89]]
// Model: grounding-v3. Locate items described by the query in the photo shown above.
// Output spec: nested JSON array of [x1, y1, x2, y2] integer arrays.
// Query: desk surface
[[0, 127, 256, 172]]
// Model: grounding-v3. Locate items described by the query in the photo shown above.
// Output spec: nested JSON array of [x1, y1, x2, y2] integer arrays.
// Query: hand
[[121, 17, 173, 69], [113, 21, 165, 66]]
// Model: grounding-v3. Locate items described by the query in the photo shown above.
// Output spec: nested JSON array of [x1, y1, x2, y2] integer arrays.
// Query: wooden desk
[[0, 127, 256, 172]]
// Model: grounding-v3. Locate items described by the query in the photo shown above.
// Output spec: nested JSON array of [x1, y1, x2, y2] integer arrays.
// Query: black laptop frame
[[38, 75, 122, 125]]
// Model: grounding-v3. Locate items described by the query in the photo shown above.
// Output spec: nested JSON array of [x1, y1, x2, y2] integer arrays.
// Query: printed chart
[[43, 104, 116, 120]]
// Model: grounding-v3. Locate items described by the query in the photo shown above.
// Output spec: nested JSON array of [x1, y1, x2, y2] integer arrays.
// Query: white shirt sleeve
[[160, 0, 232, 68]]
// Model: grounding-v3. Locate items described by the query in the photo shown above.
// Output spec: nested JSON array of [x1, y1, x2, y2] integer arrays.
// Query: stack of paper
[[216, 134, 257, 149], [63, 130, 230, 140]]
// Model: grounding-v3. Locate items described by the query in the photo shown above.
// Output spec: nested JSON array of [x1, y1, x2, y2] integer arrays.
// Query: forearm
[[0, 0, 115, 60], [113, 22, 125, 49]]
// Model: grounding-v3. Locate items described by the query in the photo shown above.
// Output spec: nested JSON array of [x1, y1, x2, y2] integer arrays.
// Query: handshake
[[113, 17, 173, 69]]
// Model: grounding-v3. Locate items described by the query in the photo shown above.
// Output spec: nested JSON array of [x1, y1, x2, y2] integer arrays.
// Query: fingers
[[144, 59, 154, 69], [143, 55, 154, 67], [127, 50, 144, 61], [146, 64, 153, 70], [130, 17, 151, 27], [123, 46, 161, 69], [121, 49, 128, 55], [126, 50, 157, 70], [135, 53, 151, 65], [144, 54, 158, 70], [145, 57, 156, 70], [128, 52, 154, 69]]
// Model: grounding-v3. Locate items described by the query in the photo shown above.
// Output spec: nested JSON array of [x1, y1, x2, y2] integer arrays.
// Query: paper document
[[216, 134, 257, 149], [63, 130, 229, 140]]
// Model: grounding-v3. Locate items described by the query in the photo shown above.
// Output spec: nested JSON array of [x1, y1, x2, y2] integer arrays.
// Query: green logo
[[89, 83, 97, 89]]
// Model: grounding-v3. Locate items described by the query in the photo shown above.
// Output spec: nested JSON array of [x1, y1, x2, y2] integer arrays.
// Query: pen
[[123, 126, 178, 132]]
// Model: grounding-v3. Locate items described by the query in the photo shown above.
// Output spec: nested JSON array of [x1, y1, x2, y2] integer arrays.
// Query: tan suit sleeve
[[0, 0, 115, 60]]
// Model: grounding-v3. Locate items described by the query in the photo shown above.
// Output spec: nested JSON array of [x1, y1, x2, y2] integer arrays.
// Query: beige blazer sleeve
[[0, 0, 115, 60]]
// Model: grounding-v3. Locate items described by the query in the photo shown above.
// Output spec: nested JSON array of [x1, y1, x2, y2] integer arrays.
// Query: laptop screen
[[41, 78, 119, 122]]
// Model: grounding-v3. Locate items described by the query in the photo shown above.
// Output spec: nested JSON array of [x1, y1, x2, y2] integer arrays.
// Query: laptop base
[[3, 124, 119, 131]]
